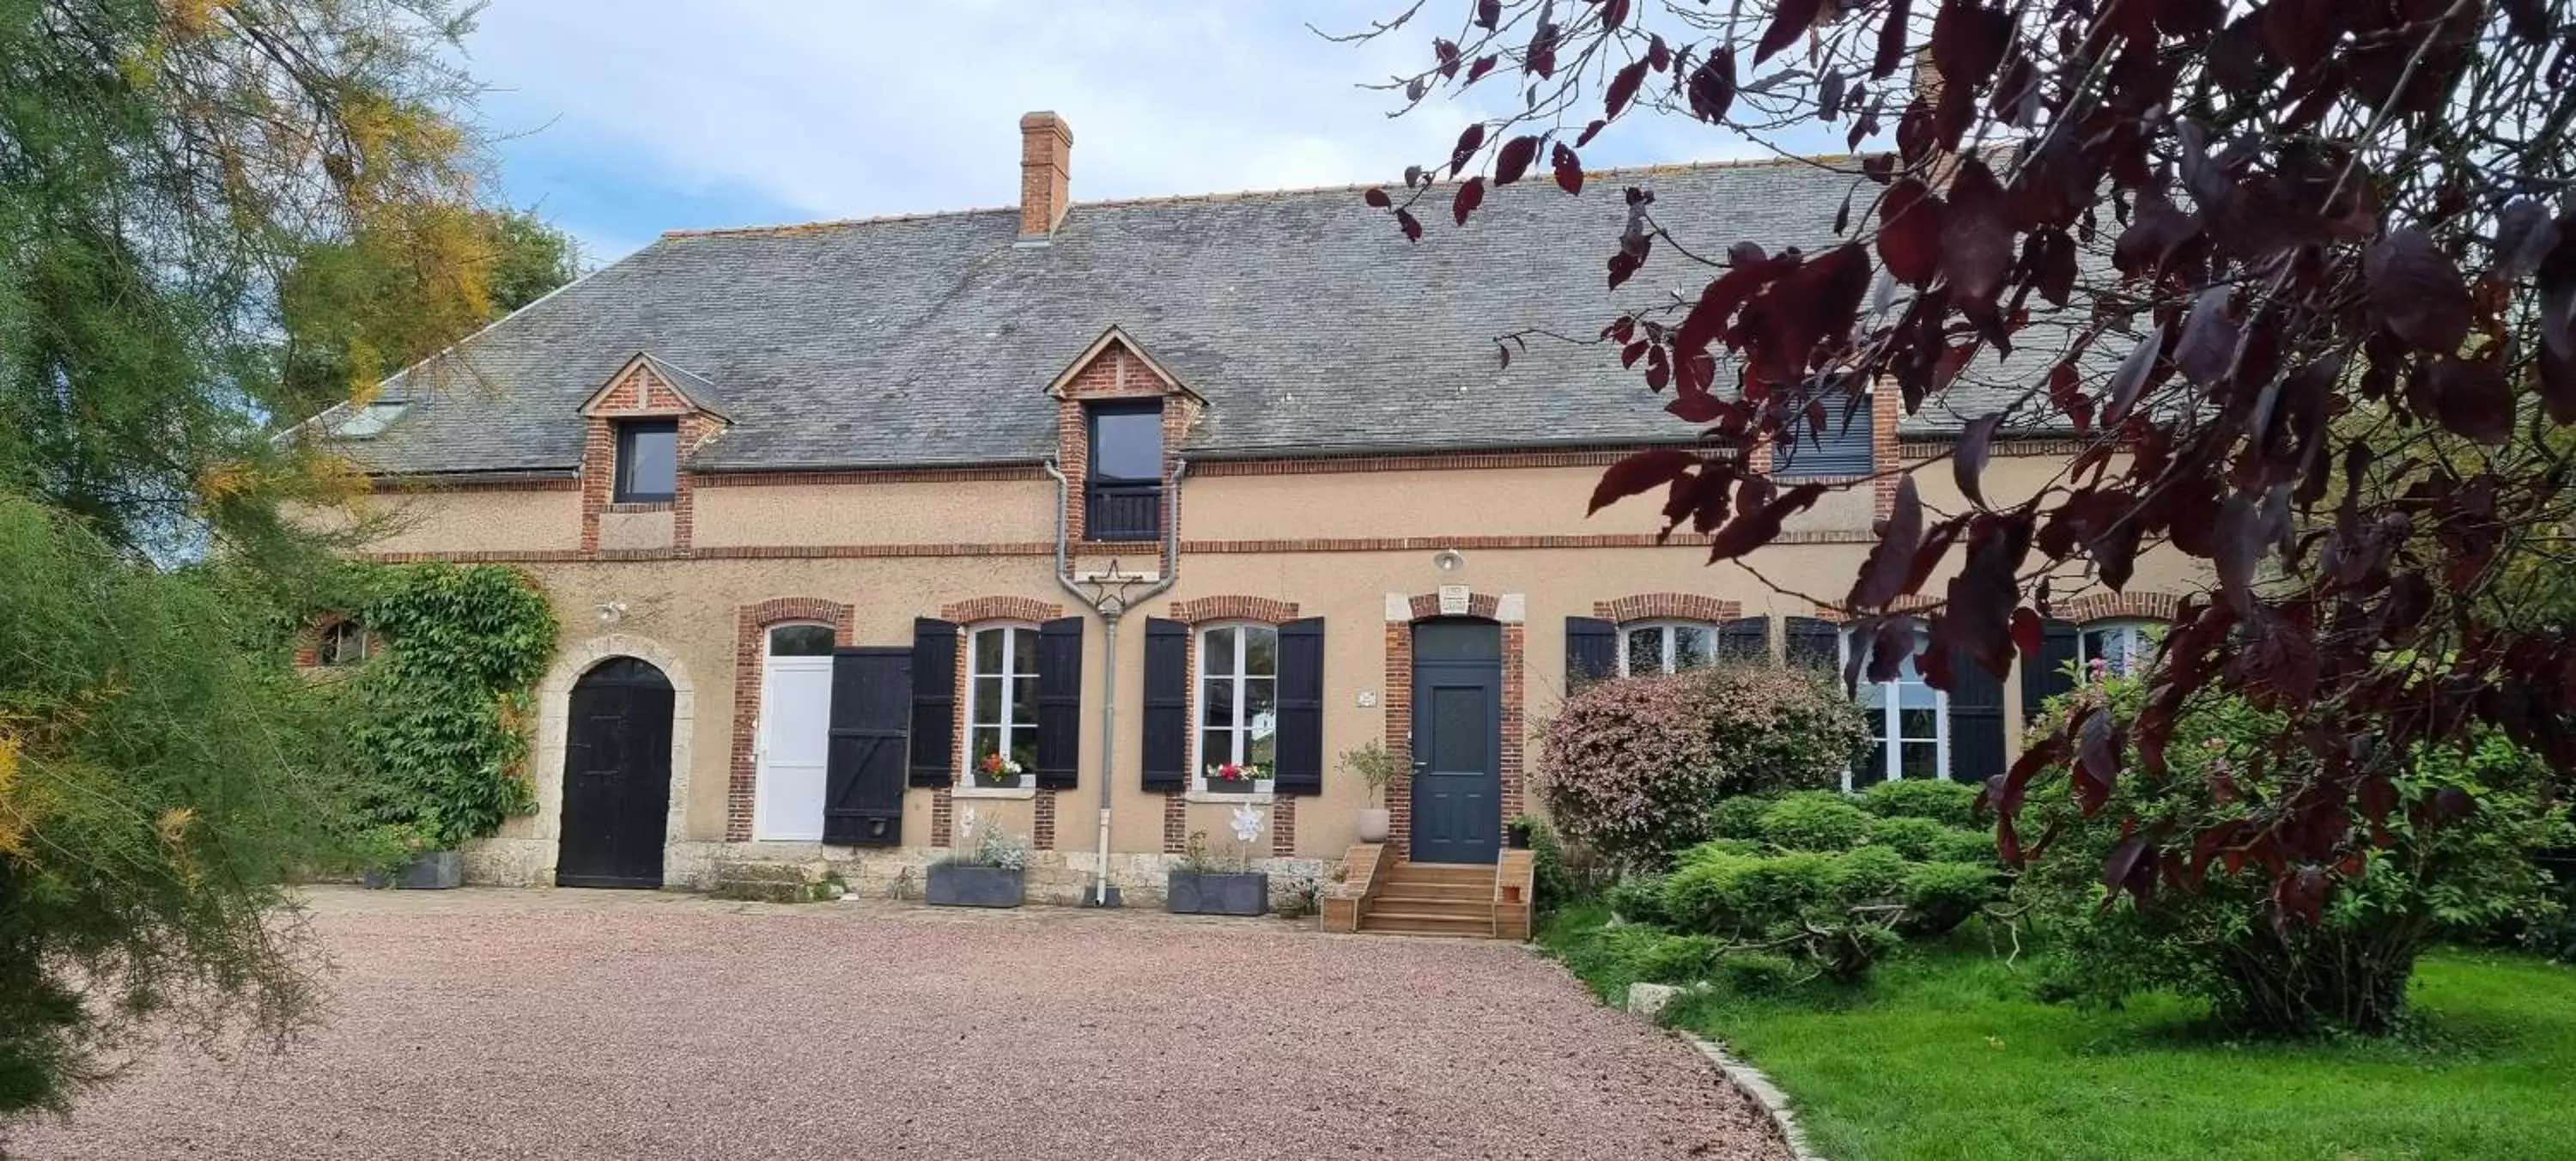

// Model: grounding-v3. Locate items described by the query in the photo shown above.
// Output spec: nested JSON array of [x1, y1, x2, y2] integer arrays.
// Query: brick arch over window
[[1594, 593, 1744, 623], [292, 610, 358, 669], [2057, 591, 2186, 624], [1167, 595, 1300, 625], [939, 595, 1065, 624], [1382, 590, 1527, 863], [725, 598, 856, 842], [1806, 594, 1945, 623]]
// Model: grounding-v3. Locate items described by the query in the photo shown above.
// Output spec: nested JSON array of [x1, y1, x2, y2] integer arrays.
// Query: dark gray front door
[[1411, 619, 1502, 865]]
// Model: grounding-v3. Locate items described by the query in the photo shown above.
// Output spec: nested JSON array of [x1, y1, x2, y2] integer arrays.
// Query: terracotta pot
[[1356, 807, 1391, 843]]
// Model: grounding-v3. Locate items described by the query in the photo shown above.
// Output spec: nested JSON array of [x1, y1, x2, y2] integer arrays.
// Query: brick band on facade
[[1166, 595, 1300, 625], [726, 598, 856, 842], [1594, 593, 1745, 624]]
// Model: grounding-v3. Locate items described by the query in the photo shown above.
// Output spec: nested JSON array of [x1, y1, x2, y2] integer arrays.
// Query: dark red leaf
[[1474, 0, 1499, 29], [1606, 59, 1649, 120], [1877, 179, 1947, 286], [1449, 124, 1487, 179], [2358, 775, 2396, 826], [1872, 0, 1914, 78], [2075, 706, 2122, 812], [2366, 228, 2474, 353], [1552, 143, 1584, 195], [2011, 606, 2043, 659], [1954, 412, 2000, 509], [2428, 354, 2515, 445], [1395, 208, 1422, 241], [2172, 286, 2240, 389], [1451, 177, 1485, 226], [2103, 833, 2153, 905], [1492, 135, 1540, 185], [1706, 483, 1826, 562], [1819, 70, 1846, 121], [1466, 55, 1498, 84], [1756, 0, 1823, 64], [1363, 187, 1391, 209], [1848, 474, 1923, 611], [1666, 392, 1726, 423], [2494, 198, 2561, 283], [1575, 119, 1608, 148], [1433, 38, 1461, 80], [2102, 324, 2166, 429], [1601, 0, 1631, 29], [1901, 515, 1964, 599], [1940, 157, 2013, 315], [1686, 47, 1737, 123], [1589, 448, 1699, 515]]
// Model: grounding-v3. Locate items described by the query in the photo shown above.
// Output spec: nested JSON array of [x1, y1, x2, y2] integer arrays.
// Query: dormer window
[[1775, 378, 1874, 480], [614, 419, 678, 503], [1086, 401, 1163, 541]]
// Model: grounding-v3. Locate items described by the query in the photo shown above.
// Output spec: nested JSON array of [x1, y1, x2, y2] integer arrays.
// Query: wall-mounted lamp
[[1432, 548, 1467, 573], [596, 600, 629, 624]]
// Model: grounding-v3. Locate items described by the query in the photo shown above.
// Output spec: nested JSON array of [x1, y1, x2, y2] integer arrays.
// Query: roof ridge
[[654, 151, 1857, 241]]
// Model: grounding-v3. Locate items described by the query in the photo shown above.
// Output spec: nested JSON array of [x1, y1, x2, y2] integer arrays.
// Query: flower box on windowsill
[[1167, 870, 1269, 916], [1203, 777, 1273, 796], [926, 863, 1024, 909]]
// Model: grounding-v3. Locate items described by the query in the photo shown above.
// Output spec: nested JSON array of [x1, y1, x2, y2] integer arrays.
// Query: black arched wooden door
[[557, 657, 673, 888]]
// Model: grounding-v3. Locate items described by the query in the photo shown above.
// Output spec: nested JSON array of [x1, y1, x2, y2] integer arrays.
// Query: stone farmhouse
[[301, 112, 2201, 935]]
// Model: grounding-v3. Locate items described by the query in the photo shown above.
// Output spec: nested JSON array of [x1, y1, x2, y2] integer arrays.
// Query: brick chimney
[[1018, 111, 1073, 240]]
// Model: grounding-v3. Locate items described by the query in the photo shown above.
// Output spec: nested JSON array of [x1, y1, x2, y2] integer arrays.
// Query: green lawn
[[1541, 906, 2576, 1160]]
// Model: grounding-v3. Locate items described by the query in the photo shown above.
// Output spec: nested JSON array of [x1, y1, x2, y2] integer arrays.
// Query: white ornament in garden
[[1230, 804, 1266, 846]]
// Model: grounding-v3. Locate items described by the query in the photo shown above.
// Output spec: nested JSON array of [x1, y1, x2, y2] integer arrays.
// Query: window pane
[[972, 677, 1005, 726], [1901, 741, 1941, 780], [1009, 729, 1039, 775], [1202, 726, 1235, 768], [1626, 627, 1662, 674], [1091, 406, 1163, 480], [1899, 707, 1940, 742], [971, 728, 1000, 763], [1674, 626, 1713, 671], [1011, 626, 1037, 676], [1202, 677, 1236, 727], [1012, 675, 1038, 726], [1245, 678, 1276, 743], [973, 627, 1005, 675], [768, 623, 835, 657], [1243, 627, 1278, 677], [1897, 678, 1939, 709], [618, 423, 677, 498], [1248, 726, 1277, 769], [1204, 627, 1237, 678], [1864, 741, 1891, 783]]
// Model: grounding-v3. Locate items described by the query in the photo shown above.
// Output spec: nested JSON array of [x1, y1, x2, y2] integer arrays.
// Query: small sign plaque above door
[[1437, 585, 1471, 616]]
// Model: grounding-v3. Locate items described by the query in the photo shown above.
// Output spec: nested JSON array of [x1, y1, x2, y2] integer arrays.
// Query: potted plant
[[926, 809, 1029, 908], [1204, 760, 1268, 794], [355, 824, 462, 890], [1341, 740, 1405, 843], [1166, 805, 1270, 916], [1507, 815, 1538, 851], [974, 751, 1027, 790]]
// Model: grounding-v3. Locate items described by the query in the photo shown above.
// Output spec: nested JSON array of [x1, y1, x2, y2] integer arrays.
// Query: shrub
[[1861, 778, 1983, 826], [1657, 843, 1917, 982], [1710, 795, 1773, 841], [1604, 874, 1673, 927], [2017, 672, 2570, 1036], [1758, 793, 1873, 852], [1715, 951, 1801, 995], [1520, 816, 1580, 913], [1537, 666, 1868, 870], [1931, 826, 2005, 866], [1557, 923, 1720, 989], [1901, 861, 2002, 939], [1866, 814, 1950, 860]]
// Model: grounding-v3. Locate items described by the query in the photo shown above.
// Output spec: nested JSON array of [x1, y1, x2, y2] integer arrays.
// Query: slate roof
[[325, 157, 2054, 477]]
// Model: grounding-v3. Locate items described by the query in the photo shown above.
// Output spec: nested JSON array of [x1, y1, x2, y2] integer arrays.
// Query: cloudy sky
[[459, 1, 1818, 266]]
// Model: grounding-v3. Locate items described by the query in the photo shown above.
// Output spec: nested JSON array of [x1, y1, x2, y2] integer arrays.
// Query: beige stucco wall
[[313, 488, 583, 555], [350, 447, 2210, 878]]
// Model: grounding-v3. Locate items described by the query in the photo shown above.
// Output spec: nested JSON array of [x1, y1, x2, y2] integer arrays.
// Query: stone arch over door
[[509, 633, 696, 886], [1382, 590, 1527, 863]]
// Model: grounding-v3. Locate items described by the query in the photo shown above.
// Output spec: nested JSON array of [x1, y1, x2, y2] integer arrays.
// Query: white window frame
[[1616, 619, 1719, 677], [319, 620, 375, 667], [961, 622, 1039, 793], [2080, 618, 2160, 678], [1192, 623, 1279, 798], [1839, 626, 1950, 790], [751, 622, 835, 842]]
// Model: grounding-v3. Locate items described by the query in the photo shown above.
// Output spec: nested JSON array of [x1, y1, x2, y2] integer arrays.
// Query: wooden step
[[1358, 909, 1498, 936], [1386, 865, 1497, 884], [1373, 882, 1493, 903]]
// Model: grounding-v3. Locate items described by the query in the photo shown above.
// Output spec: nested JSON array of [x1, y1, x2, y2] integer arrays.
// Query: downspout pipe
[[1045, 458, 1188, 906]]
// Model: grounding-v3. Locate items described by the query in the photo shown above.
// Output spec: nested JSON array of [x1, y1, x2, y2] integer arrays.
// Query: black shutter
[[2021, 618, 2082, 726], [1141, 618, 1189, 792], [1785, 616, 1841, 670], [1034, 617, 1084, 789], [823, 647, 908, 847], [1566, 617, 1618, 684], [1946, 646, 2008, 784], [1716, 616, 1771, 663], [908, 617, 957, 787], [1274, 617, 1326, 795]]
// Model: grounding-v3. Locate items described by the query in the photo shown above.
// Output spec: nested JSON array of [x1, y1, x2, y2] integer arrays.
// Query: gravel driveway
[[6, 888, 1787, 1160]]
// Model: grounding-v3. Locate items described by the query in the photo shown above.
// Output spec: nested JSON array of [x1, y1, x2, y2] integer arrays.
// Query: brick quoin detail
[[1383, 591, 1525, 864], [1271, 796, 1297, 858], [1033, 791, 1057, 850], [1162, 790, 1188, 854], [1594, 593, 1745, 624], [939, 596, 1064, 624], [932, 786, 954, 847], [726, 598, 856, 842], [2056, 590, 2185, 625], [1166, 595, 1300, 625]]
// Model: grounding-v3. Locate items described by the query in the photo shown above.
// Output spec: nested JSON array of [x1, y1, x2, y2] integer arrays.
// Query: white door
[[754, 655, 834, 841]]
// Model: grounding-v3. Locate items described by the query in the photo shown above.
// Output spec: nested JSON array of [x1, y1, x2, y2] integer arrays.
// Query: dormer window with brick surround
[[614, 419, 678, 503], [1085, 400, 1163, 541], [1774, 378, 1874, 480]]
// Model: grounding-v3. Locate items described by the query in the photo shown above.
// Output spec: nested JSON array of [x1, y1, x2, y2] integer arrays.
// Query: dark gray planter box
[[1167, 870, 1269, 916], [362, 851, 462, 891], [927, 863, 1024, 908]]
